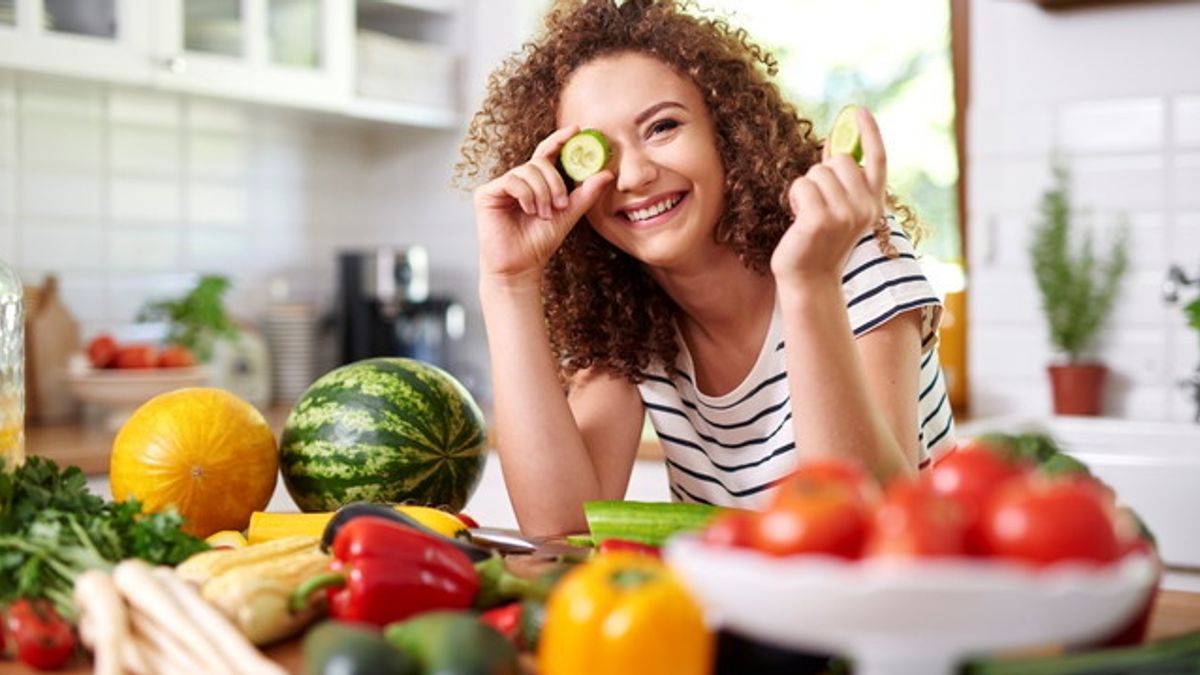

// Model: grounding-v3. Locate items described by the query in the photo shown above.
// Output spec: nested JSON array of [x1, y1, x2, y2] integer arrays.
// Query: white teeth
[[625, 194, 682, 222]]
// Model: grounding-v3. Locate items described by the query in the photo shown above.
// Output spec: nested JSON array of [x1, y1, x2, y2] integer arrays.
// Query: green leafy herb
[[1029, 163, 1129, 362], [0, 457, 209, 618], [1185, 297, 1200, 334], [137, 274, 239, 361]]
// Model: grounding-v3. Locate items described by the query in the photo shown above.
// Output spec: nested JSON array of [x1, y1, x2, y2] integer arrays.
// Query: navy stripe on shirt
[[846, 274, 929, 309], [667, 459, 787, 498], [640, 370, 787, 412], [643, 397, 790, 431], [919, 368, 942, 401], [842, 252, 918, 285], [649, 412, 793, 450], [853, 296, 940, 336], [656, 430, 797, 472]]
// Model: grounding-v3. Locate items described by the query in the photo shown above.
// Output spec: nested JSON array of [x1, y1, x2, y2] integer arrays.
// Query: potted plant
[[1029, 163, 1128, 415]]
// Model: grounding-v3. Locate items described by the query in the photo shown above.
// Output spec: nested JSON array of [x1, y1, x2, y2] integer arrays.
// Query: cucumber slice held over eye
[[828, 104, 865, 164], [559, 129, 611, 182]]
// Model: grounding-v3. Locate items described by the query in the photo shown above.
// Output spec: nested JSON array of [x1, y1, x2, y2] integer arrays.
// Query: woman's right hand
[[474, 125, 614, 286]]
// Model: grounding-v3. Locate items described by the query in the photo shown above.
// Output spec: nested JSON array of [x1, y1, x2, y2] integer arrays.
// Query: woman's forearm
[[479, 279, 605, 535], [776, 276, 915, 483]]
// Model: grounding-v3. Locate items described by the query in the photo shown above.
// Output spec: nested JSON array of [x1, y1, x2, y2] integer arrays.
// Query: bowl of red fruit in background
[[65, 333, 209, 431], [664, 443, 1161, 675]]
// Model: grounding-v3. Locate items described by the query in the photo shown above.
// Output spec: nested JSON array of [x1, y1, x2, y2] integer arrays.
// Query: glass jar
[[0, 260, 24, 469]]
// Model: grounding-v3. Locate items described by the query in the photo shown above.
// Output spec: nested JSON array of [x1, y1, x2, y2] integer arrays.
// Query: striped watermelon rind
[[279, 358, 487, 512]]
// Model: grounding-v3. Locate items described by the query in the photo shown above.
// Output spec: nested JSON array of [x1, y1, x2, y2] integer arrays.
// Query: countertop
[[24, 408, 665, 477]]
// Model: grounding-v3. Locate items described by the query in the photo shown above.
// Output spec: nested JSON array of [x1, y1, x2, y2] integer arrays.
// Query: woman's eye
[[648, 119, 680, 136]]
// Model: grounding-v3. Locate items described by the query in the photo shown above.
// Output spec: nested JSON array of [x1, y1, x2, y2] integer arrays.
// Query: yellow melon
[[111, 387, 278, 538]]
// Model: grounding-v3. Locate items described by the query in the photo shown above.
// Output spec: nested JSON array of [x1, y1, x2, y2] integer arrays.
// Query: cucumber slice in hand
[[559, 129, 610, 182], [828, 104, 864, 163]]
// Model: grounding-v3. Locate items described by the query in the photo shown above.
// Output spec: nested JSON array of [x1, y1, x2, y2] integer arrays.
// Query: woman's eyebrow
[[635, 100, 686, 125]]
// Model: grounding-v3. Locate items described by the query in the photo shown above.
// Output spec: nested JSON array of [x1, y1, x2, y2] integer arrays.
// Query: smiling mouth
[[619, 192, 686, 223]]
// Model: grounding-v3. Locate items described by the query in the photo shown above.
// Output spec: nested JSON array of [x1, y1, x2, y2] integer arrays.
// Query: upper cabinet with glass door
[[152, 0, 350, 110], [348, 0, 464, 127], [0, 0, 154, 85], [0, 0, 465, 129]]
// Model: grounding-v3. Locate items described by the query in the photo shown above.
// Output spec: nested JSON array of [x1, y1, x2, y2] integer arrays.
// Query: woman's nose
[[614, 144, 658, 192]]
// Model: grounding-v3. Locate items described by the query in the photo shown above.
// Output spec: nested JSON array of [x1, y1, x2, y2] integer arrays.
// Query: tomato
[[85, 334, 118, 369], [753, 473, 871, 558], [927, 444, 1031, 553], [157, 345, 196, 368], [113, 344, 160, 369], [778, 456, 881, 506], [980, 477, 1121, 566], [6, 598, 76, 670], [865, 479, 968, 559], [701, 511, 756, 549]]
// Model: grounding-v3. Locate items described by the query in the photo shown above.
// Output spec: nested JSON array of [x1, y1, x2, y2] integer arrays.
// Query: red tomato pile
[[86, 333, 196, 370], [702, 440, 1149, 568]]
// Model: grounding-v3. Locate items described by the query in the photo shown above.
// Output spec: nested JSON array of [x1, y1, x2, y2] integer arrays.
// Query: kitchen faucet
[[1164, 263, 1200, 422]]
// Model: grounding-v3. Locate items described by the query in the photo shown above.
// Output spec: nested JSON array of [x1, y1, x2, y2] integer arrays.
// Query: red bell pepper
[[480, 602, 522, 640], [293, 516, 480, 627], [5, 598, 76, 671]]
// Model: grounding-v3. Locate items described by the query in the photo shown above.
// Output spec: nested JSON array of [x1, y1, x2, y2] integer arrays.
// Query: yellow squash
[[538, 552, 712, 675], [247, 504, 468, 543]]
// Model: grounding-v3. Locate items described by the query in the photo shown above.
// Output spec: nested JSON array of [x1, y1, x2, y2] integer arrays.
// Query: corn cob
[[200, 548, 331, 645], [175, 535, 319, 585]]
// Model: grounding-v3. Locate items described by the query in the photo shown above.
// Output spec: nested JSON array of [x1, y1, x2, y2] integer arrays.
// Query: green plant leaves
[[1029, 164, 1129, 362]]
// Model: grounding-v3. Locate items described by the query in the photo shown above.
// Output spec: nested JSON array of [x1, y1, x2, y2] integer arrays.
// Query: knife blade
[[465, 527, 592, 560]]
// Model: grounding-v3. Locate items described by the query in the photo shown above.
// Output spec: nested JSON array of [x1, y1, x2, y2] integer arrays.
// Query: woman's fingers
[[565, 170, 614, 224], [531, 157, 571, 210], [534, 125, 581, 161], [806, 165, 853, 223], [501, 172, 539, 217], [856, 107, 888, 196], [787, 176, 827, 218], [512, 164, 554, 219]]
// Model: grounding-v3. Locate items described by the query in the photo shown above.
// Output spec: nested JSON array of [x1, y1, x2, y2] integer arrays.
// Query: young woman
[[456, 0, 955, 535]]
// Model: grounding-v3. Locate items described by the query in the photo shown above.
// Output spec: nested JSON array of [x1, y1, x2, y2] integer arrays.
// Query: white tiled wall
[[0, 71, 367, 335], [967, 0, 1200, 422]]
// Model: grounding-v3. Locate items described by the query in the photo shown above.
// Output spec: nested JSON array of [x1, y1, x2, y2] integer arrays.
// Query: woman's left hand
[[771, 106, 888, 283]]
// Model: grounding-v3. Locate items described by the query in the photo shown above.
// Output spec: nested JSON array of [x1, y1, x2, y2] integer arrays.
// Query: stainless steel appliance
[[335, 247, 464, 372]]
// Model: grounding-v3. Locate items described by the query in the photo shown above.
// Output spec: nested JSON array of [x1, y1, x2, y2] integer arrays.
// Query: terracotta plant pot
[[1047, 362, 1107, 416]]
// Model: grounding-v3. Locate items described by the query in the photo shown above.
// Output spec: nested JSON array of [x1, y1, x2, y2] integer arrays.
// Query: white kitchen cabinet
[[0, 0, 154, 85], [0, 0, 465, 129], [151, 0, 350, 111]]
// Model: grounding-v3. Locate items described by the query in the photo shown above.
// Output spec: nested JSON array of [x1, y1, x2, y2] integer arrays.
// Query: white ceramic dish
[[66, 366, 209, 431], [664, 534, 1157, 675]]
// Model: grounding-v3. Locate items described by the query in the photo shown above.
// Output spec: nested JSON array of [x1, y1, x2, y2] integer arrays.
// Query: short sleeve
[[841, 217, 943, 352]]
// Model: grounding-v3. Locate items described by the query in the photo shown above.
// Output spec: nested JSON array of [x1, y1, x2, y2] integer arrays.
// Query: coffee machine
[[336, 247, 465, 372]]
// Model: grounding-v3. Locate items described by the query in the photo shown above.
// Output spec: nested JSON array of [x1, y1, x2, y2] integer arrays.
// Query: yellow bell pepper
[[538, 552, 712, 675]]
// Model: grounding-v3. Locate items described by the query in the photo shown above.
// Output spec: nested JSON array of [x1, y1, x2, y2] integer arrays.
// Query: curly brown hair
[[456, 0, 918, 383]]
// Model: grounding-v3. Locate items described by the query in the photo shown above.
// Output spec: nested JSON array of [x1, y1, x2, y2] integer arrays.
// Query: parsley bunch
[[0, 457, 210, 618]]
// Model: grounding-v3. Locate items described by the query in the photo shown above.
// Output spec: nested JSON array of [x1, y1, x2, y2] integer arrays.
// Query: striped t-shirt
[[636, 221, 957, 508]]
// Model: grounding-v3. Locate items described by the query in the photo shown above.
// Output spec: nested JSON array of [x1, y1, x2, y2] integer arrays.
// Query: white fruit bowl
[[664, 534, 1157, 675], [65, 366, 209, 431]]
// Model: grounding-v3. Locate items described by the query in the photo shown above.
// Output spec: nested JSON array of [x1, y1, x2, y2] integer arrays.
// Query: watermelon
[[279, 358, 487, 512]]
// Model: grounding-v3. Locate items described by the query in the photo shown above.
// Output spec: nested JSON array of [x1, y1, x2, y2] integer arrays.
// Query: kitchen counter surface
[[25, 407, 665, 476]]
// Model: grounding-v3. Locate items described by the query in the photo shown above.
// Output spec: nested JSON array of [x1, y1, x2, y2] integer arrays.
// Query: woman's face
[[557, 52, 726, 270]]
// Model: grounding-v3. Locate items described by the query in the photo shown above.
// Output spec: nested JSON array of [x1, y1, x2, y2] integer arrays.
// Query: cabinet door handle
[[165, 56, 189, 74]]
